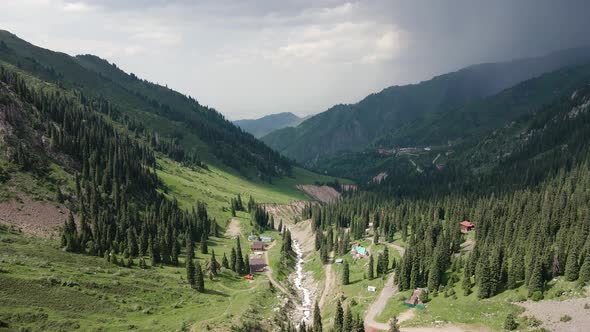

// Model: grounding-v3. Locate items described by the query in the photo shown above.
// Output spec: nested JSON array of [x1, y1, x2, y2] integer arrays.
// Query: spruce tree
[[565, 248, 579, 281], [343, 260, 350, 285], [236, 238, 244, 273], [186, 236, 196, 286], [244, 255, 250, 275], [201, 232, 208, 254], [354, 313, 364, 332], [462, 266, 472, 295], [579, 252, 590, 283], [186, 257, 196, 286], [528, 259, 544, 297], [195, 262, 205, 292], [335, 299, 343, 331], [222, 253, 229, 269], [320, 244, 328, 264], [368, 255, 374, 280], [230, 247, 237, 272], [343, 305, 353, 332], [127, 227, 138, 257], [313, 301, 322, 332]]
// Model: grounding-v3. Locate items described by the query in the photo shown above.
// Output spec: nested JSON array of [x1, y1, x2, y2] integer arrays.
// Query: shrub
[[524, 316, 542, 328], [584, 303, 590, 309], [503, 313, 517, 330], [531, 291, 544, 301], [560, 315, 572, 322]]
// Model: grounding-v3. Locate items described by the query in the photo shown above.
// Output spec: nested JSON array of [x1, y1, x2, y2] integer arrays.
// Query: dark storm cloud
[[4, 0, 590, 119], [386, 0, 590, 85]]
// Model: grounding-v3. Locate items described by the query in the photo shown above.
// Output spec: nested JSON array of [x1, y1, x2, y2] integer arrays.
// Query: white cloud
[[62, 1, 98, 12], [254, 22, 404, 66], [4, 0, 585, 120], [131, 30, 182, 46], [362, 30, 404, 64]]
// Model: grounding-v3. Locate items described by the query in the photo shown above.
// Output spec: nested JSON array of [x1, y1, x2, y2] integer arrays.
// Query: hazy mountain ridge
[[233, 112, 307, 138], [262, 46, 590, 165]]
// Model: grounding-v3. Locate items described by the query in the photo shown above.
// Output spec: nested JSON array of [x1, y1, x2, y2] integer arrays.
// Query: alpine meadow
[[2, 1, 590, 332]]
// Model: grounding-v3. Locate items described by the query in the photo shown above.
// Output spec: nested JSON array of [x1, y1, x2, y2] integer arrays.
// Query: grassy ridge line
[[156, 157, 345, 223]]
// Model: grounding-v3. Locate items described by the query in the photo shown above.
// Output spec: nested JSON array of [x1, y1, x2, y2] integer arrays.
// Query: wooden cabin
[[249, 258, 266, 273], [460, 221, 475, 233]]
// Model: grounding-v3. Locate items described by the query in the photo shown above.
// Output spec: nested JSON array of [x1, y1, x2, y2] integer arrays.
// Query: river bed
[[292, 239, 312, 323]]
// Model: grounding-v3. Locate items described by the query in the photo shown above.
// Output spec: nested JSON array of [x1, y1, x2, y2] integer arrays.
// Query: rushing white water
[[292, 239, 312, 322]]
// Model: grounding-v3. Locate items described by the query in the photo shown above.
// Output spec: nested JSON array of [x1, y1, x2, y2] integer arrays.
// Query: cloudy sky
[[2, 0, 590, 120]]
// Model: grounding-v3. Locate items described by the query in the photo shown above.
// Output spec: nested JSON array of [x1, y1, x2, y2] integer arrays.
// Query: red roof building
[[460, 221, 475, 233], [251, 241, 265, 251]]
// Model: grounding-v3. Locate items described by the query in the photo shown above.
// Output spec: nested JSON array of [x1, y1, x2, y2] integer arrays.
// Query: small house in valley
[[249, 258, 266, 272], [404, 288, 427, 308], [351, 243, 369, 258], [460, 221, 475, 233], [335, 258, 344, 264], [367, 286, 376, 292], [251, 241, 265, 251], [260, 236, 273, 243], [247, 234, 259, 241]]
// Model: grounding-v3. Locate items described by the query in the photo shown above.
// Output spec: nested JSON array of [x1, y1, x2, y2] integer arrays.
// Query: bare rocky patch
[[518, 297, 590, 332], [0, 192, 72, 238], [296, 184, 340, 203], [224, 218, 242, 238]]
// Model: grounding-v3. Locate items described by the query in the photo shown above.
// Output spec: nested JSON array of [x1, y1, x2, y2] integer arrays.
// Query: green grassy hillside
[[0, 30, 290, 180], [0, 31, 345, 332]]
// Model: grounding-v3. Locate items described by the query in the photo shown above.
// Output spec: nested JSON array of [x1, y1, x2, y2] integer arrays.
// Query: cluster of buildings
[[247, 234, 274, 273]]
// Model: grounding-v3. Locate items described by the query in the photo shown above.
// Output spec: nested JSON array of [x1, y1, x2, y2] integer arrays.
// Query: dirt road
[[263, 241, 291, 296], [365, 272, 398, 331], [364, 238, 406, 331], [318, 251, 336, 308]]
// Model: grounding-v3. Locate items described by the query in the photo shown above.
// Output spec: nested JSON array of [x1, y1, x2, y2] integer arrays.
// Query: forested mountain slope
[[314, 61, 590, 182], [262, 46, 590, 164], [233, 112, 304, 138], [0, 30, 290, 179], [303, 76, 590, 330], [363, 65, 590, 197], [0, 32, 342, 331]]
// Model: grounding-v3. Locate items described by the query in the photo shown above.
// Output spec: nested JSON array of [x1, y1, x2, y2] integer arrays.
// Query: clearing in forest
[[296, 184, 340, 203]]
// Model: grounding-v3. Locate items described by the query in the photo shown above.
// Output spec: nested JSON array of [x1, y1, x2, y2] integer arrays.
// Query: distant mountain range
[[233, 112, 308, 138], [262, 46, 590, 167], [315, 61, 590, 185]]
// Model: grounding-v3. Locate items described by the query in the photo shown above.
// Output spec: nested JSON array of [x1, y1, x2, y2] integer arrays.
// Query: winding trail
[[364, 239, 406, 331], [365, 271, 398, 331]]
